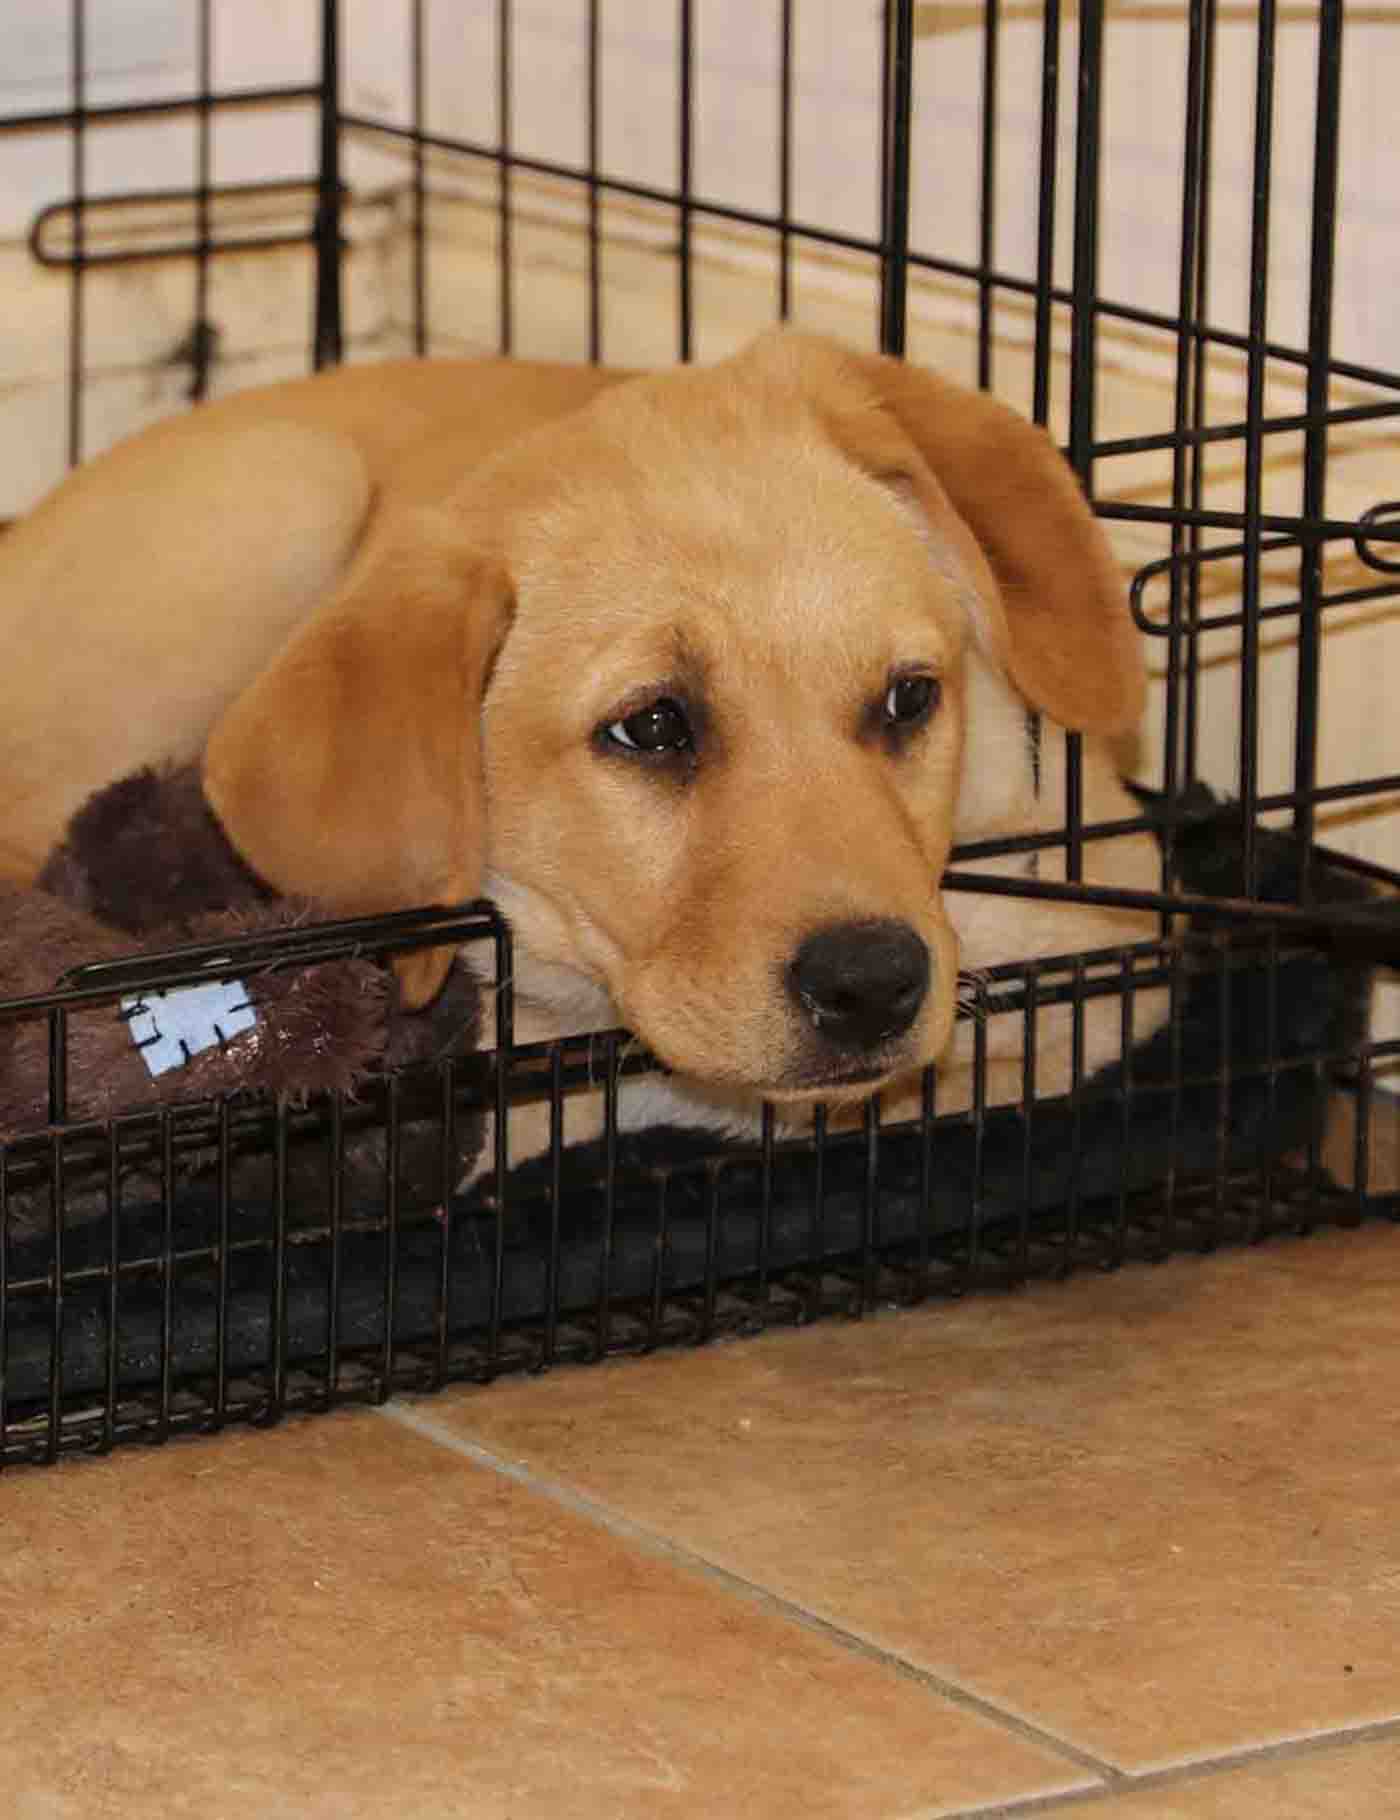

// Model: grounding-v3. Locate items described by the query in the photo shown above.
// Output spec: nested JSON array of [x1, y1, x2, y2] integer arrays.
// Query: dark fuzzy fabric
[[38, 762, 272, 933], [2, 764, 486, 1244]]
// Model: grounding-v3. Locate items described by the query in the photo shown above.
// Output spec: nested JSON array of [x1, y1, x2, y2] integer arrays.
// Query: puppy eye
[[883, 673, 941, 728], [606, 696, 694, 755]]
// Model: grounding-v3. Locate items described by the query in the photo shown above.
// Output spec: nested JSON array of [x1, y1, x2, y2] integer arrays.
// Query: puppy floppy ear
[[794, 335, 1144, 735], [203, 508, 511, 1007]]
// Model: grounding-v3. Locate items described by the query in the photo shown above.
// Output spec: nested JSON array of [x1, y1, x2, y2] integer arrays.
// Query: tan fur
[[0, 329, 1162, 1157]]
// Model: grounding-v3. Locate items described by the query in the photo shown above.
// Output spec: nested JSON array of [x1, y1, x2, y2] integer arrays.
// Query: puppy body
[[1, 331, 1163, 1163]]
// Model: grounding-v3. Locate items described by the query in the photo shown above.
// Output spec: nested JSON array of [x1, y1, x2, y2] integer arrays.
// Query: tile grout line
[[925, 1712, 1400, 1818], [377, 1397, 1120, 1792]]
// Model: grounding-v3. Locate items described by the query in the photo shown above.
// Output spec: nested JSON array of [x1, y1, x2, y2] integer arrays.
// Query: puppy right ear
[[203, 508, 512, 1006]]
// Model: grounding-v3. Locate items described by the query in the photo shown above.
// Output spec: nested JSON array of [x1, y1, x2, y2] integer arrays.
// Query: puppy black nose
[[787, 919, 930, 1051]]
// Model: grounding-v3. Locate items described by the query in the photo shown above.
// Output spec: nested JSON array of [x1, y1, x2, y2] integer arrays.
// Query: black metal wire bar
[[498, 0, 514, 354], [46, 1134, 64, 1462], [596, 1035, 620, 1358], [313, 0, 343, 368], [1031, 0, 1060, 427], [325, 1093, 345, 1400], [379, 1077, 403, 1397], [0, 1159, 9, 1461], [1184, 0, 1220, 782], [879, 0, 915, 357], [102, 1125, 120, 1449], [1237, 0, 1279, 894], [977, 0, 1000, 391], [1292, 4, 1344, 883], [1017, 969, 1039, 1279], [586, 0, 602, 363], [1163, 0, 1211, 848], [1095, 396, 1400, 463], [860, 1097, 880, 1311], [1067, 0, 1102, 485], [943, 867, 1400, 969], [268, 1109, 290, 1418], [677, 0, 694, 361], [214, 1098, 231, 1421], [191, 0, 214, 400], [544, 1045, 565, 1361], [156, 1114, 175, 1442], [436, 1064, 455, 1382], [0, 85, 319, 135], [66, 0, 86, 466], [412, 0, 427, 354], [777, 0, 794, 320], [1061, 1, 1106, 886]]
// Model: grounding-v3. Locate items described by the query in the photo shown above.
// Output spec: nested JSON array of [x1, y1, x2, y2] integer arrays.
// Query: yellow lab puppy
[[1, 330, 1160, 1149]]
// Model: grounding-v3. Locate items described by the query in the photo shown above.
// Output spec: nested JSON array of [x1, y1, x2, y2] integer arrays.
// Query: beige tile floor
[[3, 1215, 1399, 1819]]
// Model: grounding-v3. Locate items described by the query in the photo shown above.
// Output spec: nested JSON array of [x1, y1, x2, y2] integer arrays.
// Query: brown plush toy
[[1, 764, 486, 1239]]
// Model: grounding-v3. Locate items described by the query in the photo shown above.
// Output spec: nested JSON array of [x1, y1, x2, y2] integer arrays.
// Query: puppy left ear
[[203, 508, 512, 1007], [789, 334, 1145, 735]]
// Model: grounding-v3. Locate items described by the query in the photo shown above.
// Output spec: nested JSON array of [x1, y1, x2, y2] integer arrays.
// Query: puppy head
[[205, 330, 1142, 1099]]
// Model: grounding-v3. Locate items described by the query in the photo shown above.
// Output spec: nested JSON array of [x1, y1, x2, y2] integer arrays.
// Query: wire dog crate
[[1, 1, 1398, 1468]]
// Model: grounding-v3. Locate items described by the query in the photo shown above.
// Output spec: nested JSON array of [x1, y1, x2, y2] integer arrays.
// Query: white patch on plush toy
[[122, 979, 256, 1078]]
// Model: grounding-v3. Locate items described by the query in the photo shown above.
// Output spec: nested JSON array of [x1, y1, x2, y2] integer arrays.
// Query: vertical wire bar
[[1291, 3, 1343, 886], [966, 986, 988, 1289], [1114, 954, 1136, 1257], [649, 1174, 670, 1345], [0, 1151, 8, 1462], [807, 1103, 827, 1315], [1031, 0, 1061, 428], [1017, 970, 1038, 1280], [1352, 1057, 1373, 1217], [977, 0, 1000, 392], [777, 0, 794, 320], [191, 0, 213, 400], [412, 0, 428, 355], [1183, 0, 1219, 781], [544, 1046, 564, 1362], [102, 1120, 120, 1450], [586, 0, 602, 363], [1162, 0, 1210, 886], [313, 0, 343, 369], [157, 1114, 175, 1441], [435, 1063, 454, 1382], [1065, 958, 1087, 1268], [66, 0, 86, 466], [1161, 944, 1185, 1257], [1064, 0, 1105, 886], [326, 1093, 345, 1400], [595, 1036, 619, 1358], [915, 1066, 936, 1299], [757, 1103, 775, 1309], [380, 1077, 402, 1398], [268, 1108, 289, 1419], [879, 0, 915, 357], [498, 0, 514, 354], [214, 1098, 231, 1421], [1210, 942, 1232, 1243], [48, 1009, 69, 1125], [860, 1097, 880, 1312], [1238, 0, 1279, 897], [677, 0, 694, 360], [1256, 929, 1281, 1239], [47, 1134, 65, 1461]]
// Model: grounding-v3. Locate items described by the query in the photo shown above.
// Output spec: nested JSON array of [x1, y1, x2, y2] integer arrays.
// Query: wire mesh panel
[[1, 1, 1398, 1466]]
